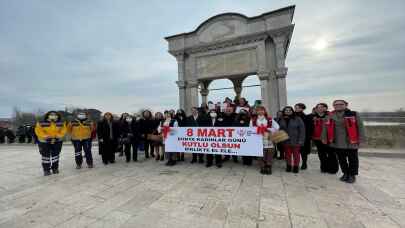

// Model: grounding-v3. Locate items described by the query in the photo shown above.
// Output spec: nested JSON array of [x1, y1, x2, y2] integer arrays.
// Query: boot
[[260, 167, 266, 175], [286, 164, 292, 172], [340, 174, 349, 182], [44, 170, 52, 176], [292, 166, 299, 173], [160, 154, 164, 161], [301, 163, 307, 170], [206, 162, 213, 168], [52, 169, 59, 174], [346, 175, 356, 184], [155, 154, 160, 161], [216, 163, 222, 168], [180, 153, 185, 161], [266, 165, 272, 175]]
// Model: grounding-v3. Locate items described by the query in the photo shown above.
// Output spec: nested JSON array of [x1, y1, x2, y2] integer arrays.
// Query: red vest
[[312, 118, 324, 140], [325, 111, 359, 144]]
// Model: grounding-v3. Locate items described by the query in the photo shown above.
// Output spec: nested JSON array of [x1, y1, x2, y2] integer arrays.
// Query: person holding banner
[[278, 106, 306, 173], [205, 109, 223, 168], [234, 109, 252, 166], [175, 109, 187, 161], [250, 106, 279, 175], [187, 107, 208, 164], [160, 111, 178, 166], [219, 106, 238, 163]]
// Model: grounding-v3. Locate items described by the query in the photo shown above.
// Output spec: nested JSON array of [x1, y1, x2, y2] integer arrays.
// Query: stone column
[[200, 80, 211, 105], [186, 80, 199, 113], [176, 80, 186, 111], [258, 72, 278, 116], [175, 54, 187, 111], [273, 34, 289, 110], [231, 77, 244, 100]]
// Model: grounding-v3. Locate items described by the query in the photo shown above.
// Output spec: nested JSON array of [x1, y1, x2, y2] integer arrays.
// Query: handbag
[[270, 130, 289, 143], [147, 134, 163, 143]]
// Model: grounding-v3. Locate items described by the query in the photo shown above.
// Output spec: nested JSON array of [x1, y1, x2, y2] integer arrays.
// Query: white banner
[[165, 127, 263, 157]]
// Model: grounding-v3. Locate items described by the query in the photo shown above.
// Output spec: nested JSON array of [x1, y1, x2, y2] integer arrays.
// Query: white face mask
[[77, 114, 86, 120], [210, 112, 217, 118], [48, 114, 58, 121], [126, 117, 132, 122]]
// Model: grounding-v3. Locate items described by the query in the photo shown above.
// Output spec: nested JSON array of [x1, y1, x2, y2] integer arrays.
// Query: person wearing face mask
[[250, 106, 280, 175], [187, 107, 208, 164], [35, 111, 67, 176], [68, 112, 95, 169], [218, 106, 238, 163], [120, 114, 139, 162], [174, 109, 187, 161], [205, 109, 223, 168], [97, 112, 120, 165], [322, 100, 365, 184], [159, 111, 178, 166], [311, 103, 338, 174], [278, 106, 306, 173], [233, 109, 252, 165]]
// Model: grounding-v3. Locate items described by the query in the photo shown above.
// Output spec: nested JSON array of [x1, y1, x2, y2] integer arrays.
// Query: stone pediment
[[165, 6, 295, 55], [196, 14, 248, 43]]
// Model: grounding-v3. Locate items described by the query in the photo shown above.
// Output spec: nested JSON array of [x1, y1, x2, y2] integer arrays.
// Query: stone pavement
[[0, 145, 404, 228]]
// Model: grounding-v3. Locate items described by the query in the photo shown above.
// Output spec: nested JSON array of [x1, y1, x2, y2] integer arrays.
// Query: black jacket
[[186, 114, 209, 127], [97, 119, 120, 142], [217, 113, 236, 127], [138, 118, 156, 138]]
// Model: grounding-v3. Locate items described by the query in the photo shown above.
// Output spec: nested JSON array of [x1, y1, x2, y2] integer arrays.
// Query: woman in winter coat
[[249, 106, 280, 175], [277, 106, 306, 173], [175, 109, 187, 161]]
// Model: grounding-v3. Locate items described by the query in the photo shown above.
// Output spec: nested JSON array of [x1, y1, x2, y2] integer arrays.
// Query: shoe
[[260, 167, 266, 175], [267, 166, 272, 175], [216, 163, 222, 168], [301, 163, 307, 170], [119, 152, 123, 157], [88, 164, 94, 168], [44, 171, 52, 176], [156, 155, 160, 161], [286, 165, 292, 172], [151, 153, 155, 158], [292, 166, 299, 173], [191, 159, 197, 164], [110, 161, 115, 164], [206, 163, 213, 168], [52, 169, 59, 174], [160, 156, 164, 161], [339, 174, 349, 182], [133, 159, 137, 162], [346, 175, 356, 184], [76, 164, 82, 169], [126, 160, 130, 163], [165, 161, 172, 166]]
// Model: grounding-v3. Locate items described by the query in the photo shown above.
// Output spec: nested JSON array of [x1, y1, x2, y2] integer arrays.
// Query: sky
[[0, 0, 404, 117]]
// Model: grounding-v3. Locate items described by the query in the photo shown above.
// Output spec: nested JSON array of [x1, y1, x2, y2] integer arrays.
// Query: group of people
[[34, 97, 365, 184]]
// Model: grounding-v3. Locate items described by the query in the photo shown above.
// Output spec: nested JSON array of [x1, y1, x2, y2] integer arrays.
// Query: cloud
[[0, 0, 404, 117]]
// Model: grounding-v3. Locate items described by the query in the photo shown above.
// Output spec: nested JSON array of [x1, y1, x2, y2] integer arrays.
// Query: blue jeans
[[72, 139, 93, 166]]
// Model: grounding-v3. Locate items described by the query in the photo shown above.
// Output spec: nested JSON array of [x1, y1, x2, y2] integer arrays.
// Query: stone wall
[[365, 125, 405, 148]]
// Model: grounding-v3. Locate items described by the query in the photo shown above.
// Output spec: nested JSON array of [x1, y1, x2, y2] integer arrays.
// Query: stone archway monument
[[165, 5, 295, 115]]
